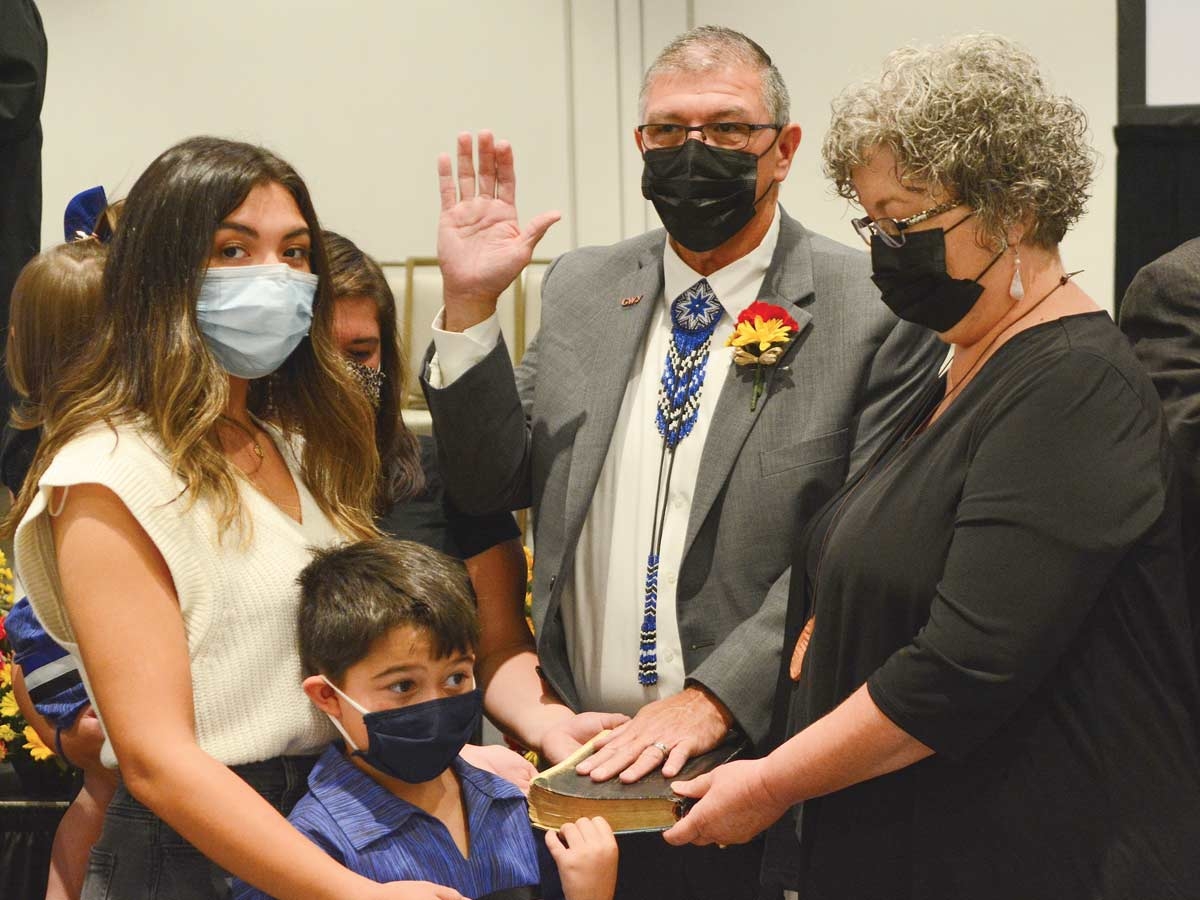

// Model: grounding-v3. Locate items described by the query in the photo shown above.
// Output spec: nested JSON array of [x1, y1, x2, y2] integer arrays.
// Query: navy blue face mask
[[323, 678, 482, 783]]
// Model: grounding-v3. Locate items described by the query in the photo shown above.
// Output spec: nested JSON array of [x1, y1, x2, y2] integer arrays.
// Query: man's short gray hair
[[639, 25, 790, 125]]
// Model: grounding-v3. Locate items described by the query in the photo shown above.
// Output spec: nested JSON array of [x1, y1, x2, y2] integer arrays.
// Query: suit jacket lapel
[[683, 212, 816, 557], [559, 247, 664, 559]]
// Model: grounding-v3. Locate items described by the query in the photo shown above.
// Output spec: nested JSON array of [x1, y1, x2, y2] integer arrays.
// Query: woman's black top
[[780, 313, 1200, 900], [379, 434, 520, 560]]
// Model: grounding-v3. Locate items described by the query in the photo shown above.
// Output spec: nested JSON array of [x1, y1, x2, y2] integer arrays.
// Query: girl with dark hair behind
[[5, 137, 464, 900], [322, 231, 542, 749], [321, 231, 423, 509]]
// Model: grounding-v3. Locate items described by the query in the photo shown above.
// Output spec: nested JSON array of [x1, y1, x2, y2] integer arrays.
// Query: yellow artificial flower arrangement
[[727, 301, 801, 410], [23, 725, 55, 761], [0, 548, 20, 764], [0, 687, 19, 722], [0, 548, 59, 767]]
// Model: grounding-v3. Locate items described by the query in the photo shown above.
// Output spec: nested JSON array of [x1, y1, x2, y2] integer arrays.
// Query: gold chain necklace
[[218, 415, 265, 471]]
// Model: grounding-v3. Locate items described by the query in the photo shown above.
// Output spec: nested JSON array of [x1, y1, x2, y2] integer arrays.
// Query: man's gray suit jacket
[[423, 211, 944, 744], [1120, 236, 1200, 635]]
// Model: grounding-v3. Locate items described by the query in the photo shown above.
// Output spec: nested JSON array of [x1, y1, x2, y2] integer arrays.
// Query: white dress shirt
[[430, 209, 781, 716]]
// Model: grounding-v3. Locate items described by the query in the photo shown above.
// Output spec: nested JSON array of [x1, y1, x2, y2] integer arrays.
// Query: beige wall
[[38, 0, 1117, 307], [38, 0, 576, 262], [703, 2, 1118, 312]]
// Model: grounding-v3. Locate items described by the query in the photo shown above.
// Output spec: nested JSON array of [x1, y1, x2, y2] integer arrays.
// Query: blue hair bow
[[63, 185, 108, 243]]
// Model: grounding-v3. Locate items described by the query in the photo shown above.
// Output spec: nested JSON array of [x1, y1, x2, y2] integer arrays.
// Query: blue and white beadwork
[[639, 279, 723, 686], [639, 553, 661, 684], [655, 279, 724, 450]]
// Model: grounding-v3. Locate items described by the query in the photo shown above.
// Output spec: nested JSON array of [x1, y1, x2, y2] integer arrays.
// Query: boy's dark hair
[[298, 538, 480, 683]]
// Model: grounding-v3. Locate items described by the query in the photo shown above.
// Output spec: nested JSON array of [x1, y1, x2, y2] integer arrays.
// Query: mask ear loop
[[943, 211, 1008, 285], [971, 242, 1007, 284], [751, 128, 786, 208], [320, 675, 368, 751]]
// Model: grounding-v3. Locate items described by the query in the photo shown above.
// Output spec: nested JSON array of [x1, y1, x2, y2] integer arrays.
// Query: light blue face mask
[[196, 263, 318, 379]]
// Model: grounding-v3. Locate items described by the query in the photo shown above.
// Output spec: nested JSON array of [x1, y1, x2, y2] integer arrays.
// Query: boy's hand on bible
[[541, 711, 631, 765], [544, 816, 619, 900], [460, 743, 538, 794]]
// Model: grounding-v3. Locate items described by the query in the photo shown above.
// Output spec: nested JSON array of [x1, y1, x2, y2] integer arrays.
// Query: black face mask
[[869, 228, 1004, 333], [355, 690, 482, 783], [641, 139, 773, 253], [325, 679, 483, 784]]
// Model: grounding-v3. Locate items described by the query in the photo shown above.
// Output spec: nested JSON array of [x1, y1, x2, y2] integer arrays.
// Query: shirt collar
[[455, 756, 527, 803], [307, 745, 525, 852], [662, 204, 782, 312]]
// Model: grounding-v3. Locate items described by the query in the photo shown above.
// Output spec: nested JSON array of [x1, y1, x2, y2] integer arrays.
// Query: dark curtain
[[0, 0, 47, 421], [1114, 0, 1200, 312], [1114, 125, 1200, 315], [0, 799, 65, 900]]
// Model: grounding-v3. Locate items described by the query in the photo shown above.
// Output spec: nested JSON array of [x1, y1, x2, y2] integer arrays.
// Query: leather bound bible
[[528, 732, 744, 833]]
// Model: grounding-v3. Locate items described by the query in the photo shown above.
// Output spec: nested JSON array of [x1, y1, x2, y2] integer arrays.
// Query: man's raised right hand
[[436, 131, 560, 332]]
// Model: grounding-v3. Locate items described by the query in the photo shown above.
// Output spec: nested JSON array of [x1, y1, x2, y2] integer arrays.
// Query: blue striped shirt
[[232, 744, 541, 899], [4, 596, 89, 728]]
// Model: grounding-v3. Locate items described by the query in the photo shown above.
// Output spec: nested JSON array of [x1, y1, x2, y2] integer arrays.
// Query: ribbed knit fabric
[[15, 423, 345, 768]]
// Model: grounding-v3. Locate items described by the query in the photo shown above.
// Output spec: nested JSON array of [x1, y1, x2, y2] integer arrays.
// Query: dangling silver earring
[[1009, 244, 1025, 301]]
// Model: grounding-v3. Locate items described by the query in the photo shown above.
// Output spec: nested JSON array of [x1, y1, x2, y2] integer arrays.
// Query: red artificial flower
[[735, 300, 799, 332]]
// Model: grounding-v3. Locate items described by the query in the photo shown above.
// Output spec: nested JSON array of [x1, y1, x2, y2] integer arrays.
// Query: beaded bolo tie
[[638, 278, 723, 685]]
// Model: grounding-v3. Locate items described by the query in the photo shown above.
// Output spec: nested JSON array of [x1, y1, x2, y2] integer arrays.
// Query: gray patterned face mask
[[343, 357, 385, 408]]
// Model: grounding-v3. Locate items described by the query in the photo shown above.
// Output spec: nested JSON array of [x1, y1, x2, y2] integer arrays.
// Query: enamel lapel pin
[[620, 295, 643, 307]]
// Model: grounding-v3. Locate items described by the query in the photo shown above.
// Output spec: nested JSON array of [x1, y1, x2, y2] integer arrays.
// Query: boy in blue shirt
[[233, 538, 617, 900]]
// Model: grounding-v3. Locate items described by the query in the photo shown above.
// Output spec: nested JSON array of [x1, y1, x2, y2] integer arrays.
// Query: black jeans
[[81, 755, 317, 900]]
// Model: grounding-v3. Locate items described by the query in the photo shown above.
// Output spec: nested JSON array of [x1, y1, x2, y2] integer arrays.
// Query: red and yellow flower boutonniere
[[727, 301, 799, 410]]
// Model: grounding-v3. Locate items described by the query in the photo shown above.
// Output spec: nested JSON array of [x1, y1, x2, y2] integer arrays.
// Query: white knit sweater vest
[[15, 423, 343, 768]]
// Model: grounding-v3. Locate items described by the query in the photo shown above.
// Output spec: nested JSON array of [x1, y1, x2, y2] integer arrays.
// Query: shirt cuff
[[427, 309, 502, 388]]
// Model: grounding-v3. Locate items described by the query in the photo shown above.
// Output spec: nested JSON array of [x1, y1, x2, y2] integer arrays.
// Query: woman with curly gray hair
[[663, 34, 1200, 899]]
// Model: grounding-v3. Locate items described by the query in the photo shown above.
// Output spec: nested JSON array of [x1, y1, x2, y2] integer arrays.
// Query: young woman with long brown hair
[[6, 137, 463, 900]]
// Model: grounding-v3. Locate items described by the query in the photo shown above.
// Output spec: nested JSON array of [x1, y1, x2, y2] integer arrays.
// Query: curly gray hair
[[822, 34, 1095, 248], [640, 25, 790, 125]]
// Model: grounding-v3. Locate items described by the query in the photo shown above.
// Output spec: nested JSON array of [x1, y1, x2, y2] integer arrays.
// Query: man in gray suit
[[1120, 238, 1200, 652], [425, 26, 942, 898]]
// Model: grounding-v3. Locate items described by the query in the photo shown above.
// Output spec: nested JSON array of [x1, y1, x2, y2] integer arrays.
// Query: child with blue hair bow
[[3, 225, 115, 900]]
